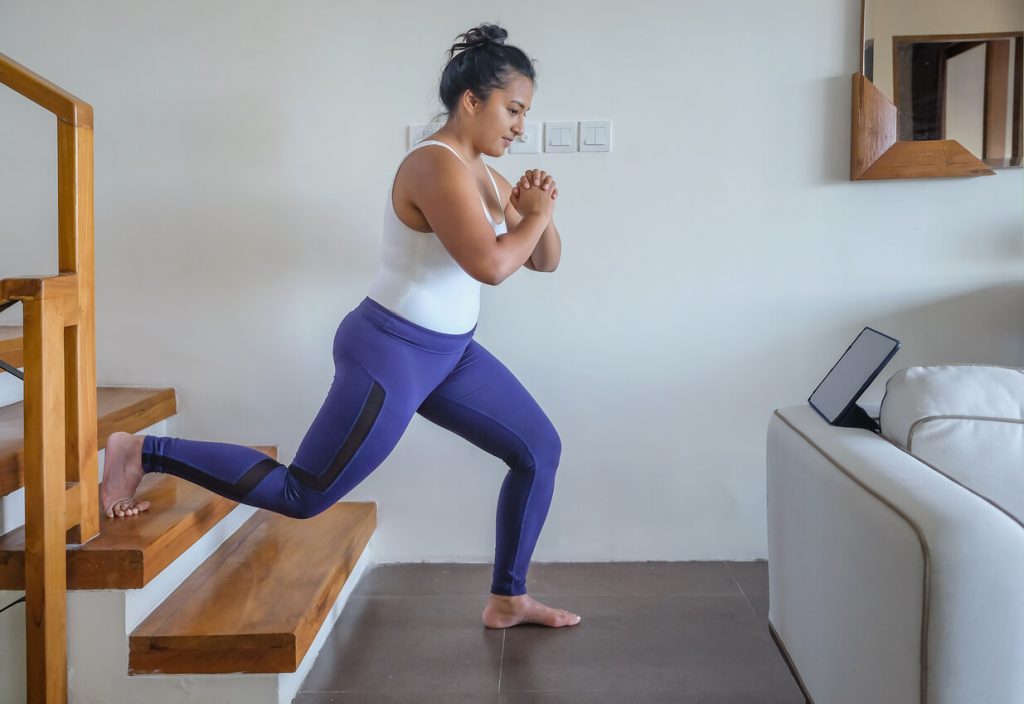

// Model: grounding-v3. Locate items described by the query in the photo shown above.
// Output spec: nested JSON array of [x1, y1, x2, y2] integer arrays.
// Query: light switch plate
[[509, 120, 541, 154], [544, 121, 577, 153], [407, 122, 442, 149], [579, 120, 612, 152]]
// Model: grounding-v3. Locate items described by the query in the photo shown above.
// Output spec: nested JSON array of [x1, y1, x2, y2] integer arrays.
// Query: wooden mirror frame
[[851, 0, 996, 180]]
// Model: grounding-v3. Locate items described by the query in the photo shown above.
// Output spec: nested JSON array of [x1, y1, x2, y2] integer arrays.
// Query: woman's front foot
[[482, 593, 582, 628]]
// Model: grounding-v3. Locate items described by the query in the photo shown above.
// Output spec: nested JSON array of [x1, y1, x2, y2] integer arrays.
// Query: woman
[[100, 22, 579, 629]]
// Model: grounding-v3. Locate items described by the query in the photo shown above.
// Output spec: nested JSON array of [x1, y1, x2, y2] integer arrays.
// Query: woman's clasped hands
[[511, 169, 558, 219]]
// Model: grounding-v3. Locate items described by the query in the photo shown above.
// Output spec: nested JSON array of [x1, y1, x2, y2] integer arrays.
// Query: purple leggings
[[141, 296, 561, 596]]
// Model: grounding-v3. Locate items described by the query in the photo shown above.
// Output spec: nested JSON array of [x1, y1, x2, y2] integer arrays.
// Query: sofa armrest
[[768, 404, 1024, 704]]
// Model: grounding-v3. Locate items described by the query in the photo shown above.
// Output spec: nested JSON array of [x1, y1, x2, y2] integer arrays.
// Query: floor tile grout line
[[728, 564, 763, 622], [497, 627, 505, 692]]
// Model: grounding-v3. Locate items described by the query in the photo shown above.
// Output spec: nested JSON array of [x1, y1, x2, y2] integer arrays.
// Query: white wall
[[1, 0, 1021, 565]]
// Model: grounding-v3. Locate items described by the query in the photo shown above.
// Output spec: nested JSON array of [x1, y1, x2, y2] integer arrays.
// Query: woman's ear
[[461, 89, 482, 115]]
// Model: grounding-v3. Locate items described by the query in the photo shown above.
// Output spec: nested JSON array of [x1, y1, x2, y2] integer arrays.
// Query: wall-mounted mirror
[[853, 0, 1023, 180]]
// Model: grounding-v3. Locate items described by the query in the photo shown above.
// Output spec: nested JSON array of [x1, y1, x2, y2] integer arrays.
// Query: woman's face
[[469, 73, 534, 157]]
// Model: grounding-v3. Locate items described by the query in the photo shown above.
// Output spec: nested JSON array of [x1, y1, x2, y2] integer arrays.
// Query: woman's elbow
[[473, 267, 501, 286], [482, 256, 510, 286], [484, 269, 506, 286]]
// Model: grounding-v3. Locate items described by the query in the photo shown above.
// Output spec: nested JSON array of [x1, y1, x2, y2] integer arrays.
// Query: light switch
[[407, 122, 442, 149], [509, 120, 541, 154], [579, 120, 611, 152], [544, 121, 576, 153]]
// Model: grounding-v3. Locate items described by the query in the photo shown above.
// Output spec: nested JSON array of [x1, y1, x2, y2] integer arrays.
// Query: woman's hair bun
[[447, 23, 508, 59]]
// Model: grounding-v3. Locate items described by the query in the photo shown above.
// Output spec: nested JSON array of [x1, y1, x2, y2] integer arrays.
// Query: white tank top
[[367, 140, 508, 334]]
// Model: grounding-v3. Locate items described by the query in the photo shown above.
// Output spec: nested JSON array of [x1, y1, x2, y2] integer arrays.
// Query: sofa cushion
[[880, 364, 1024, 520]]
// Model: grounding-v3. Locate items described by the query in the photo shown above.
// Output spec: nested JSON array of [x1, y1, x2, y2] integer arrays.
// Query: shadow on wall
[[820, 75, 856, 185], [873, 282, 1024, 367]]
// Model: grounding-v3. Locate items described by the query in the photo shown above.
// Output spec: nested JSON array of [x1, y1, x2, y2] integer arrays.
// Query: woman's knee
[[547, 425, 562, 466], [521, 421, 561, 472], [283, 457, 362, 518], [289, 495, 334, 520]]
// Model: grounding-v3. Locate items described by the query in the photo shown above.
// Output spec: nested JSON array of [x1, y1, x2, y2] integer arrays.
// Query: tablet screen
[[809, 327, 900, 424]]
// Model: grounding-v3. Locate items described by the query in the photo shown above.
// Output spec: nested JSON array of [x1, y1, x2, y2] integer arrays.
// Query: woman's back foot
[[482, 593, 582, 628], [100, 432, 150, 518]]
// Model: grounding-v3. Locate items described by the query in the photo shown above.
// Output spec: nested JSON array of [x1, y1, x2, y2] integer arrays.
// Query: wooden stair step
[[0, 326, 22, 370], [0, 386, 177, 497], [0, 444, 279, 590], [129, 501, 377, 675]]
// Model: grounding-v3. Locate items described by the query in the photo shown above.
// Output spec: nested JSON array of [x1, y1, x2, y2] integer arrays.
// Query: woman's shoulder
[[398, 141, 509, 199], [392, 143, 476, 215], [399, 141, 464, 178]]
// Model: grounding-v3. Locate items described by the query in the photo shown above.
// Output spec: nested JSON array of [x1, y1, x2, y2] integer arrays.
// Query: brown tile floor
[[295, 561, 804, 704]]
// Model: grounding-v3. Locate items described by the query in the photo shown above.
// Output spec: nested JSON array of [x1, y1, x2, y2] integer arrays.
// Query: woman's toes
[[556, 609, 580, 625], [111, 500, 135, 518]]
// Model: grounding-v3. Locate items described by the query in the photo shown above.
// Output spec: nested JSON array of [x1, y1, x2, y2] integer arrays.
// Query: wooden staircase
[[1, 53, 378, 703]]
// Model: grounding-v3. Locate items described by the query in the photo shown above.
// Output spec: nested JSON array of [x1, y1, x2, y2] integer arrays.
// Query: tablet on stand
[[808, 327, 901, 434]]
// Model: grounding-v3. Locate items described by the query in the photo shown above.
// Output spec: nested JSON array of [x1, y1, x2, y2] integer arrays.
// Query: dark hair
[[437, 23, 536, 118]]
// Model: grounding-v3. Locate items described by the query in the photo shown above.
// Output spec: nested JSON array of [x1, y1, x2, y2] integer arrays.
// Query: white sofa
[[766, 364, 1024, 704]]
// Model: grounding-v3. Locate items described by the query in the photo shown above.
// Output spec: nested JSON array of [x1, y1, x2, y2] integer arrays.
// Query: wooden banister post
[[58, 120, 98, 546], [22, 294, 70, 704]]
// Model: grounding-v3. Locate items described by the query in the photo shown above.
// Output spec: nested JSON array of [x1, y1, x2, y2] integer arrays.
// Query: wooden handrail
[[2, 274, 81, 302], [0, 52, 92, 127], [2, 53, 98, 704]]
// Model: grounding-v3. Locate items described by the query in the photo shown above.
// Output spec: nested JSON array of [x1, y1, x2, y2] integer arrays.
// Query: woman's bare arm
[[493, 167, 561, 272]]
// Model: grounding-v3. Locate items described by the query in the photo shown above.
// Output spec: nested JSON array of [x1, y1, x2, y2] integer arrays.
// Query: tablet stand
[[834, 404, 880, 433]]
